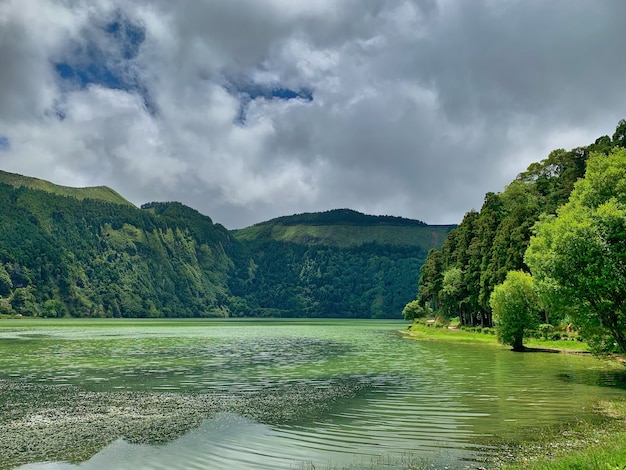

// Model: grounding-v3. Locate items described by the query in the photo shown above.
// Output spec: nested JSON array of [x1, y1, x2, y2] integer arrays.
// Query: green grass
[[496, 402, 626, 470], [406, 323, 591, 352], [234, 223, 453, 248], [405, 323, 502, 345], [525, 337, 589, 352], [0, 170, 134, 206]]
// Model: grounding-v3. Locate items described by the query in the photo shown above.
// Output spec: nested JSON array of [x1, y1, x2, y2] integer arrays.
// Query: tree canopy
[[408, 120, 626, 330], [525, 148, 626, 354], [489, 270, 541, 351]]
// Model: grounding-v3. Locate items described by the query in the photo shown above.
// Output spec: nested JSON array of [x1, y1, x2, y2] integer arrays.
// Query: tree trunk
[[512, 331, 525, 352]]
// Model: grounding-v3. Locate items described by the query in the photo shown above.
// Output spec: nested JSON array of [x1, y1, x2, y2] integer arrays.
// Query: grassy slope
[[234, 222, 454, 248], [0, 170, 134, 207]]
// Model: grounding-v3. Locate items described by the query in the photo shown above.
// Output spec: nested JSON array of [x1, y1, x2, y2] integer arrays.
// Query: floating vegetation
[[0, 376, 374, 469]]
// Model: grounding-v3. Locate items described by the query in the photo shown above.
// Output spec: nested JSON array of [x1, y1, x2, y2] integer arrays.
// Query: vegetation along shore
[[404, 321, 626, 469]]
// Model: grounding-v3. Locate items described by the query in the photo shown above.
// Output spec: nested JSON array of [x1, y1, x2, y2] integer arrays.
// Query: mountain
[[234, 209, 451, 248], [232, 210, 454, 318], [0, 170, 133, 206], [0, 180, 240, 318], [0, 172, 452, 319]]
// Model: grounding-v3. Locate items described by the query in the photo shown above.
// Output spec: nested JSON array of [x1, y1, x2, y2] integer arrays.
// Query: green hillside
[[0, 170, 134, 206], [0, 175, 451, 319], [232, 210, 454, 318], [0, 185, 243, 318], [234, 209, 453, 248]]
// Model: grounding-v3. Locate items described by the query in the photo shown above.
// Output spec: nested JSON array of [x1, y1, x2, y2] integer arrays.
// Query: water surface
[[1, 319, 624, 469]]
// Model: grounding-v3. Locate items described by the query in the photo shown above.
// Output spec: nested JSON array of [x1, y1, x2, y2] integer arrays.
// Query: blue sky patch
[[53, 12, 156, 114], [0, 136, 10, 151], [227, 82, 314, 124]]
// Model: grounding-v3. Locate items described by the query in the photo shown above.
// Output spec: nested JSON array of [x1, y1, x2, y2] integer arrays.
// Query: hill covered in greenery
[[0, 184, 243, 318], [0, 170, 133, 207], [0, 177, 450, 319], [409, 120, 626, 341], [234, 209, 451, 248], [233, 210, 454, 318]]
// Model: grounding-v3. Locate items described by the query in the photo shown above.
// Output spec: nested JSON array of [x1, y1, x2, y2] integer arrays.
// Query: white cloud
[[0, 0, 625, 228]]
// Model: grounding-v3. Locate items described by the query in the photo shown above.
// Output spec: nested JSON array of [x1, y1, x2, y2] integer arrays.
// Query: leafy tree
[[10, 286, 39, 316], [440, 267, 463, 321], [416, 249, 442, 310], [525, 148, 626, 354], [402, 299, 431, 321], [43, 299, 67, 318], [0, 264, 12, 297], [489, 270, 541, 351]]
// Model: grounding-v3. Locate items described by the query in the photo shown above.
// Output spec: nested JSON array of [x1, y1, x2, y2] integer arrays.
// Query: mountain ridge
[[0, 170, 134, 207], [0, 169, 445, 319]]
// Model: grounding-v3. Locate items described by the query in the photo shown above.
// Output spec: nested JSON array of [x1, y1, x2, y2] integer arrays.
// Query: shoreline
[[403, 323, 626, 469]]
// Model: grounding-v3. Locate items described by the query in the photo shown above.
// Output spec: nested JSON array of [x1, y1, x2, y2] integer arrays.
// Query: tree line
[[406, 120, 626, 355]]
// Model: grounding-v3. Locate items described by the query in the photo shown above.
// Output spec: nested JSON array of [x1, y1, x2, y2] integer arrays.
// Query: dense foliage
[[526, 148, 626, 354], [410, 120, 626, 331], [0, 187, 239, 318], [236, 241, 430, 318], [489, 270, 541, 351], [250, 209, 428, 227], [0, 182, 448, 318]]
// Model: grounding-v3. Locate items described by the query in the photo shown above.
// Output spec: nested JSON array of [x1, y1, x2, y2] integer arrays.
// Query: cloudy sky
[[1, 0, 625, 228]]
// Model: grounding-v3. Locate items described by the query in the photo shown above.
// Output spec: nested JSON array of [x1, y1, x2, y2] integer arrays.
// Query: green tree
[[416, 249, 443, 310], [402, 299, 431, 321], [10, 286, 39, 316], [489, 270, 541, 352], [525, 148, 626, 354], [43, 299, 67, 318], [0, 264, 12, 297], [440, 267, 463, 321]]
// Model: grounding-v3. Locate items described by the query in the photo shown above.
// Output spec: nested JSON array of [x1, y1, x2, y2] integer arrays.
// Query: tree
[[489, 270, 541, 351], [43, 299, 67, 318], [440, 266, 463, 321], [416, 249, 443, 310], [10, 286, 39, 316], [402, 300, 431, 321], [525, 148, 626, 354], [0, 264, 12, 297]]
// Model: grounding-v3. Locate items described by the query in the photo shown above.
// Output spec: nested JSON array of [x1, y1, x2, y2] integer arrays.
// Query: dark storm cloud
[[0, 0, 624, 228]]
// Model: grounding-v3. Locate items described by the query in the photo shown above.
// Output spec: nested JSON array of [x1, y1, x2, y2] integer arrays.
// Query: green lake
[[1, 319, 625, 469]]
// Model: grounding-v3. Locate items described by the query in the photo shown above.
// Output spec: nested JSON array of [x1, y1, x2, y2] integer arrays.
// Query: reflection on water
[[17, 414, 303, 470], [14, 412, 470, 470], [1, 319, 625, 469]]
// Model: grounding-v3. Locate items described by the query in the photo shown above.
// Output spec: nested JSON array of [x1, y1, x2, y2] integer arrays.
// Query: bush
[[539, 323, 554, 340]]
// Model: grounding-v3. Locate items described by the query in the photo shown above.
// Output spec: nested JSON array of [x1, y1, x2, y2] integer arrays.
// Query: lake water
[[1, 319, 625, 469]]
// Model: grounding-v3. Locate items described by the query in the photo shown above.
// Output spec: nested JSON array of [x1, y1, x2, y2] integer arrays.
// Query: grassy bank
[[405, 323, 590, 352], [494, 400, 626, 470], [405, 322, 626, 469]]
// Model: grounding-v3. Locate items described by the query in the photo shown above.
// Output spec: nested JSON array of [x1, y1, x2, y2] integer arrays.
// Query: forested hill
[[410, 119, 626, 330], [234, 209, 453, 248], [0, 184, 244, 318], [0, 177, 449, 319], [0, 170, 133, 207], [251, 209, 428, 226], [233, 210, 454, 318]]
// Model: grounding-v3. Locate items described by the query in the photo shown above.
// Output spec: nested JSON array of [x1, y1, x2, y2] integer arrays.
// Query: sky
[[1, 1, 625, 229]]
